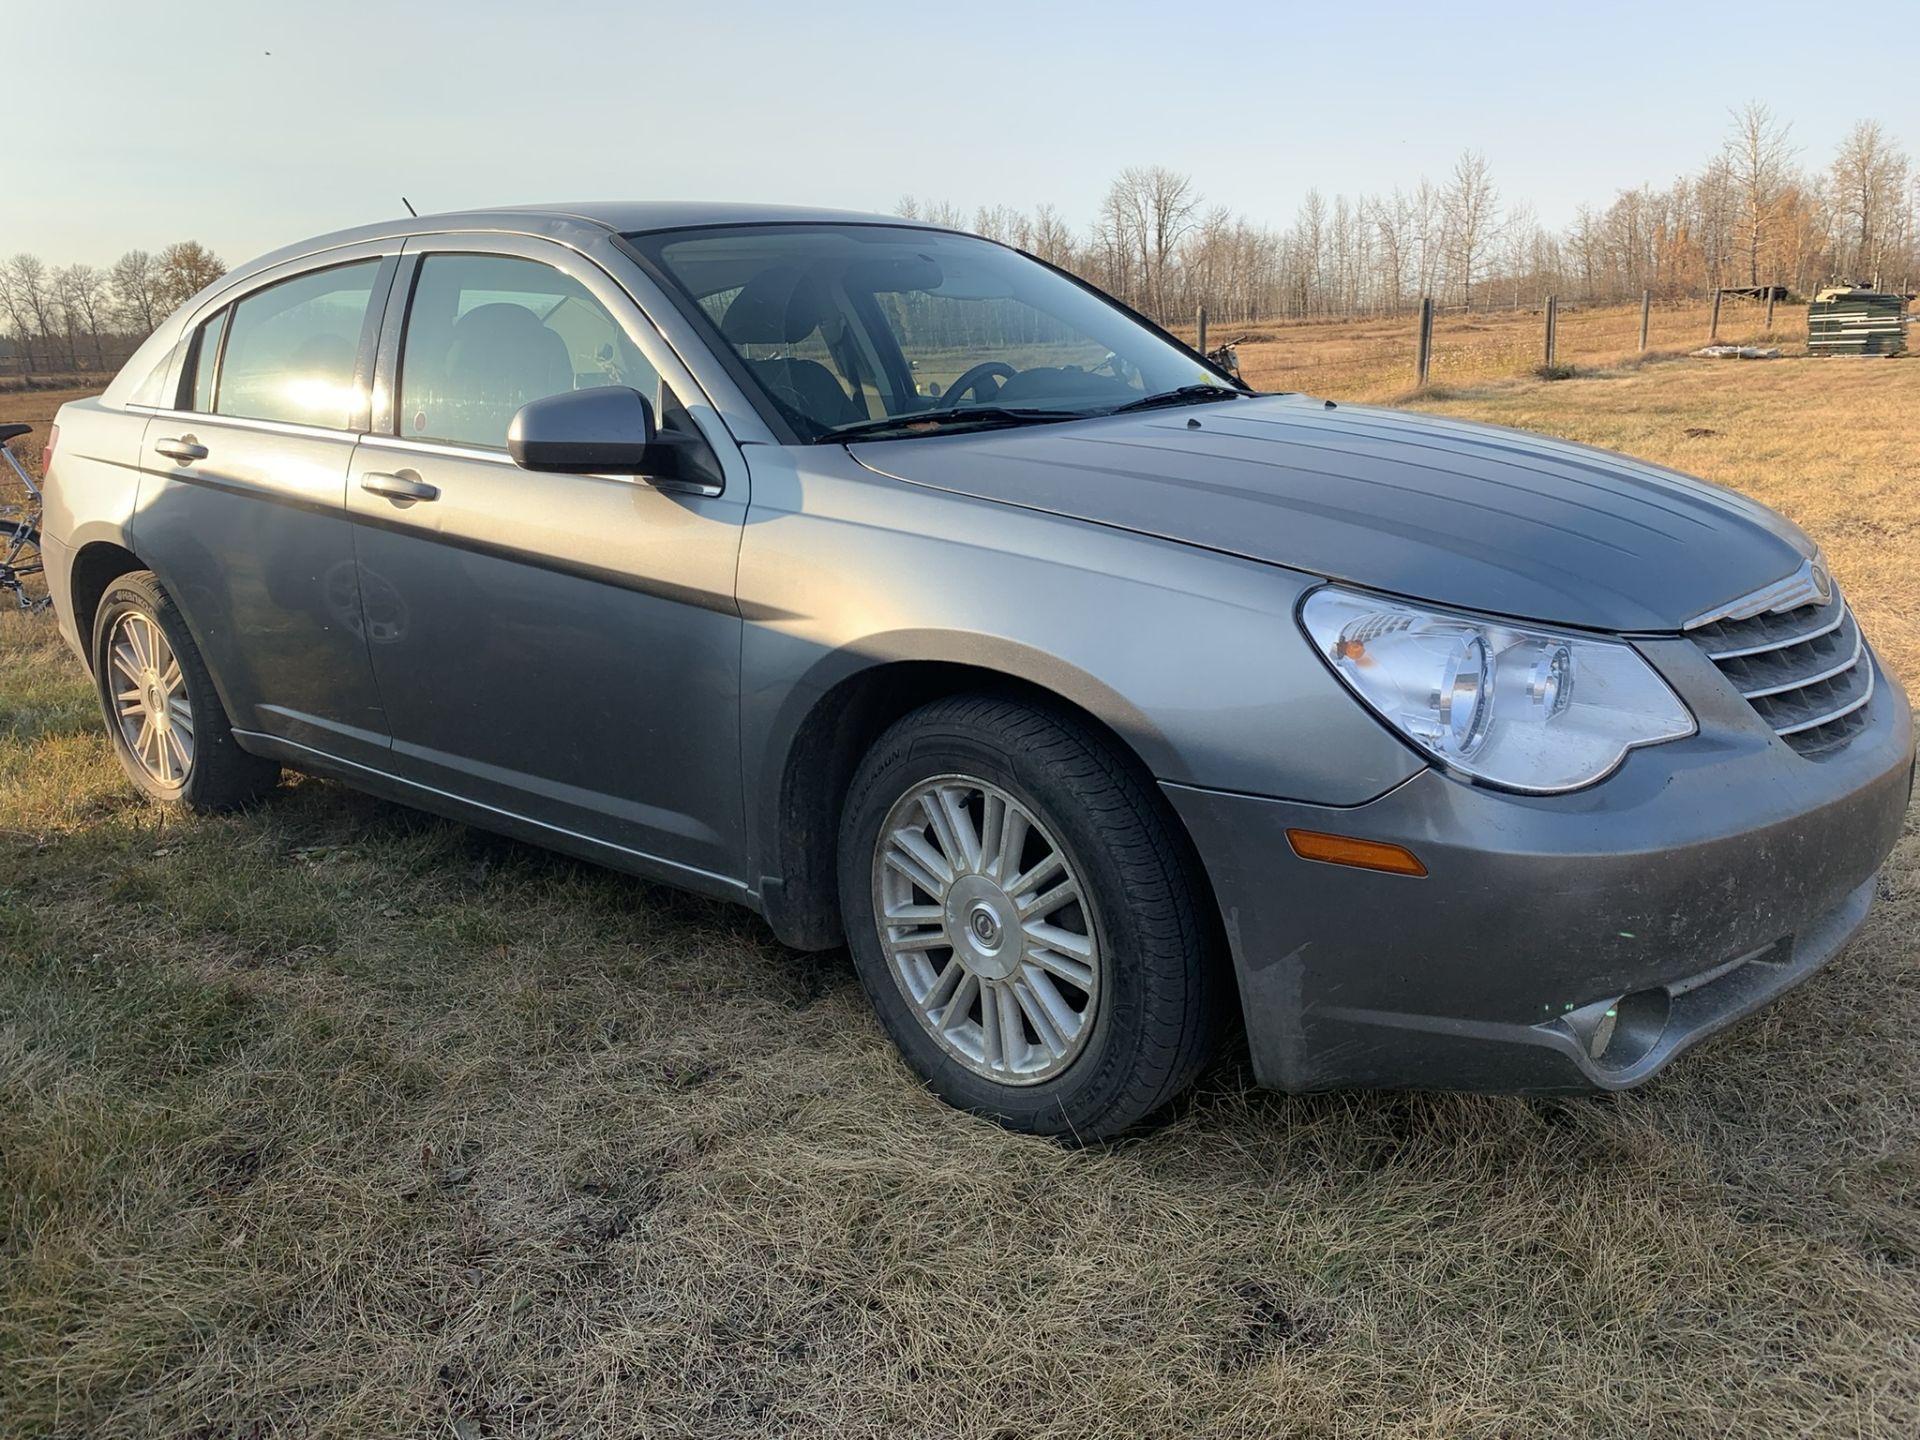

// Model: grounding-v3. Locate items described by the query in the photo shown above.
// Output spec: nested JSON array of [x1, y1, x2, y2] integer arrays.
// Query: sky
[[10, 0, 1917, 270]]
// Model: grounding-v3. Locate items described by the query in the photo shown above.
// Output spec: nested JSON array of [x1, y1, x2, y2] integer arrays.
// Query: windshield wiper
[[1105, 384, 1247, 416], [819, 405, 1086, 444]]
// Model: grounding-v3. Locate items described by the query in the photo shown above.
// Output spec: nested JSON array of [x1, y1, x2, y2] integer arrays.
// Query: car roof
[[495, 200, 912, 231], [231, 201, 941, 283]]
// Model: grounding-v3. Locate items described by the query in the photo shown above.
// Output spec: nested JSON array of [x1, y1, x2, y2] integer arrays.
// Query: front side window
[[632, 224, 1234, 441], [215, 261, 379, 429], [398, 253, 663, 450]]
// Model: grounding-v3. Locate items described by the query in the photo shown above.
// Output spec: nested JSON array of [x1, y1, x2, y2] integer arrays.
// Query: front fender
[[736, 446, 1423, 889]]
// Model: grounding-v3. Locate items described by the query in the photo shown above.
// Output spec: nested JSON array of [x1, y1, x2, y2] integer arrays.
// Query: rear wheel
[[838, 695, 1227, 1140], [91, 571, 278, 809]]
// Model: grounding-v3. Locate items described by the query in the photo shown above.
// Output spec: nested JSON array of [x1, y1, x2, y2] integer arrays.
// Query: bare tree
[[1410, 178, 1449, 302], [1499, 204, 1540, 307], [110, 249, 164, 334], [57, 264, 112, 368], [1723, 102, 1794, 285], [0, 258, 40, 376], [1367, 190, 1415, 313], [1025, 204, 1076, 269], [1103, 166, 1198, 321], [4, 255, 62, 372], [1289, 189, 1327, 315], [155, 241, 226, 312], [1830, 120, 1910, 284], [1442, 151, 1500, 308]]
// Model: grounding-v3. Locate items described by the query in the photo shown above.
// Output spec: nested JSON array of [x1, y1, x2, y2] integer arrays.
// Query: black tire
[[838, 694, 1228, 1141], [91, 570, 278, 810]]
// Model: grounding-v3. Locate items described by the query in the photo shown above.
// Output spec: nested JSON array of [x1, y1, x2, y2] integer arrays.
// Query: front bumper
[[1166, 646, 1915, 1093]]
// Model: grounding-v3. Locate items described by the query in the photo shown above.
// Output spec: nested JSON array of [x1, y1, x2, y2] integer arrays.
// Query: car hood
[[849, 394, 1812, 633]]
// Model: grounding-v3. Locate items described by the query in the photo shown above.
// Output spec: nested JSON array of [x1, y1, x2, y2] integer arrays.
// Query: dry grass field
[[2, 356, 1917, 1438]]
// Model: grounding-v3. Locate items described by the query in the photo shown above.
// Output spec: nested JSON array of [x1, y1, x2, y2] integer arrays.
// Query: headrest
[[446, 303, 572, 395], [720, 267, 831, 345], [450, 302, 555, 351]]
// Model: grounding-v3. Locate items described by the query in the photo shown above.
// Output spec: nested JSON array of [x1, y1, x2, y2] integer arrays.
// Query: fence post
[[1196, 306, 1207, 359], [1764, 286, 1776, 332], [1639, 290, 1651, 352], [1543, 295, 1558, 367], [1414, 296, 1434, 387], [1708, 287, 1723, 341]]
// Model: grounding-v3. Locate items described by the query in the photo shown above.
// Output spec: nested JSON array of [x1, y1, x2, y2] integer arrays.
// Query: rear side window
[[186, 309, 227, 412], [215, 261, 379, 430], [398, 253, 663, 450]]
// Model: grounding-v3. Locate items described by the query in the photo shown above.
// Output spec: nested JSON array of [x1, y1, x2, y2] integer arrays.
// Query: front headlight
[[1301, 586, 1694, 793]]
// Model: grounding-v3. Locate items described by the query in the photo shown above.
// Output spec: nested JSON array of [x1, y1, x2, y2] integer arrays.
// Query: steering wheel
[[942, 361, 1017, 406]]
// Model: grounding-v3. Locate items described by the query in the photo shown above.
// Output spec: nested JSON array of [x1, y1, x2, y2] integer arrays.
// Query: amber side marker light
[[1285, 829, 1428, 877]]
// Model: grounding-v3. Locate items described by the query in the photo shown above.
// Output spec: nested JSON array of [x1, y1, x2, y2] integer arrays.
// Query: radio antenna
[[401, 196, 419, 217]]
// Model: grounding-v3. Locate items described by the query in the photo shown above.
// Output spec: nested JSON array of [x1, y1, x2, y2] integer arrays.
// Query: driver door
[[345, 236, 749, 885]]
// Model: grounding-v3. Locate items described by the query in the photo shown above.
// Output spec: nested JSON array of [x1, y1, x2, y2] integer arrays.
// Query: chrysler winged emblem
[[1684, 554, 1836, 630]]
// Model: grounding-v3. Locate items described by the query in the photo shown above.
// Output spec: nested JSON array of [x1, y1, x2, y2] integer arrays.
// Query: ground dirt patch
[[2, 360, 1917, 1438]]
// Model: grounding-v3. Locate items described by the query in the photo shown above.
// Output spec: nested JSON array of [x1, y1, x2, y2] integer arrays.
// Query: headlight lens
[[1301, 586, 1694, 793]]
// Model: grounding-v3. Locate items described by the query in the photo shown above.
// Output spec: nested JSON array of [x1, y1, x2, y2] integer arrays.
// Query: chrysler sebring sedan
[[41, 203, 1914, 1138]]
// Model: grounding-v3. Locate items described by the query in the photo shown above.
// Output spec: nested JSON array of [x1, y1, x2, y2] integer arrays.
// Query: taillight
[[40, 423, 59, 479]]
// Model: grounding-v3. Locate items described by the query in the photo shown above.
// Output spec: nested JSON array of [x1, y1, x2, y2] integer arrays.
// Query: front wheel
[[91, 571, 279, 809], [838, 695, 1228, 1140]]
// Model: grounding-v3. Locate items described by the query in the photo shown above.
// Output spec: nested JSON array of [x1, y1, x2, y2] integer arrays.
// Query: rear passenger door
[[345, 236, 749, 883], [136, 248, 394, 767]]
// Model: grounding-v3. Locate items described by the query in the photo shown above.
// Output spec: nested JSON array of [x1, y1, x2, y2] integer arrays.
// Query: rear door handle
[[154, 436, 208, 463], [360, 470, 439, 503]]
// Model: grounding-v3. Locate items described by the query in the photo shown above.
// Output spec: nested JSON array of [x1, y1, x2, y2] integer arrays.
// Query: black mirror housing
[[508, 387, 656, 473]]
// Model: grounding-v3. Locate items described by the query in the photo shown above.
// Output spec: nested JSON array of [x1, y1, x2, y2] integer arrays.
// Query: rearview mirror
[[508, 387, 656, 474]]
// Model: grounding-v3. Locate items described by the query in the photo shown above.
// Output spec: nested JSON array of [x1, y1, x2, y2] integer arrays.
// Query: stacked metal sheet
[[1808, 287, 1909, 356]]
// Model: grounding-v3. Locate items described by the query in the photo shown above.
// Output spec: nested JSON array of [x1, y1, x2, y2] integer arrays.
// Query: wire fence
[[1175, 292, 1811, 403]]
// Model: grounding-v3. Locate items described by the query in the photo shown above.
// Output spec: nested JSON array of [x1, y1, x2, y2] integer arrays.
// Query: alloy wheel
[[871, 774, 1101, 1084], [107, 612, 194, 785]]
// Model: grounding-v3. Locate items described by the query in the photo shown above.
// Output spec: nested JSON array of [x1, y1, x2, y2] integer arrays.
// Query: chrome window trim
[[144, 407, 371, 446]]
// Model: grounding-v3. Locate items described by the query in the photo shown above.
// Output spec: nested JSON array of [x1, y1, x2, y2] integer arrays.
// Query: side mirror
[[508, 387, 656, 474]]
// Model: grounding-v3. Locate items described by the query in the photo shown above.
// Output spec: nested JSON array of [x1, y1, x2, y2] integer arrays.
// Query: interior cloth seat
[[432, 303, 575, 445], [719, 267, 861, 431]]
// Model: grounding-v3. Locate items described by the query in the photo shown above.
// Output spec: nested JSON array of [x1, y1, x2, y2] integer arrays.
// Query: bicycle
[[1205, 336, 1249, 382], [0, 423, 52, 612]]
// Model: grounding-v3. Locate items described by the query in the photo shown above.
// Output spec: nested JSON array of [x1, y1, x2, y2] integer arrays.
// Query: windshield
[[627, 224, 1236, 441]]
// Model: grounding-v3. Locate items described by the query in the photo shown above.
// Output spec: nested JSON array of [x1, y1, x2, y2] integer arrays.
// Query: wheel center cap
[[946, 875, 1020, 981], [969, 905, 1001, 948]]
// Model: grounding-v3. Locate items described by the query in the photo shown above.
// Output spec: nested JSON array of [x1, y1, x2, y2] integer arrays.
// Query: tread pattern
[[842, 693, 1229, 1139]]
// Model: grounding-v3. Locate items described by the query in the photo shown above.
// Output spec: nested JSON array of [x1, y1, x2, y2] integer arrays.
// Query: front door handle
[[154, 436, 208, 463], [360, 470, 439, 503]]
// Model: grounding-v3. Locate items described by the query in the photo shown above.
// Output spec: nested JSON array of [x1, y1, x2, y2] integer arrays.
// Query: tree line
[[902, 106, 1915, 326], [4, 103, 1912, 375], [0, 242, 224, 377]]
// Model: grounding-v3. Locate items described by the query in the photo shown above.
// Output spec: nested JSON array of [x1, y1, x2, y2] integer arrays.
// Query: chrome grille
[[1692, 592, 1873, 758]]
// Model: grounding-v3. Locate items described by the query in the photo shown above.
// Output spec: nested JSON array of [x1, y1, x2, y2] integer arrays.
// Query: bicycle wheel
[[2, 522, 48, 608]]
